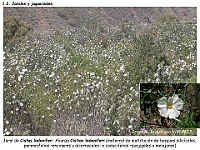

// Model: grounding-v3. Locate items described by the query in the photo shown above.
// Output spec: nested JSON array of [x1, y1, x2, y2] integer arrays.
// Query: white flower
[[47, 107, 51, 111], [154, 73, 158, 78], [130, 87, 133, 91], [74, 80, 78, 84], [54, 100, 59, 104], [19, 102, 23, 107], [76, 74, 81, 78], [5, 131, 10, 135], [90, 72, 95, 78], [120, 64, 125, 73], [157, 94, 183, 119], [18, 75, 23, 82], [49, 72, 55, 77], [5, 120, 9, 124], [10, 128, 13, 132], [128, 125, 132, 129]]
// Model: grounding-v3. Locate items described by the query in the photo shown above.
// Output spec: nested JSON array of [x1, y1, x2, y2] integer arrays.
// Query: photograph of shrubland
[[3, 7, 197, 136]]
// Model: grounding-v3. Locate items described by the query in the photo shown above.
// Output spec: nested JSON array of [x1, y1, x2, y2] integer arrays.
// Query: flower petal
[[172, 94, 183, 110], [172, 94, 182, 103], [173, 100, 183, 110], [158, 108, 169, 118], [168, 109, 180, 119], [172, 94, 179, 98], [157, 97, 167, 108], [159, 96, 167, 101], [168, 97, 173, 104]]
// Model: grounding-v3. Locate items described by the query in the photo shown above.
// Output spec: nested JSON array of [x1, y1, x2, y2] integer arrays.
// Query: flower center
[[168, 104, 173, 109]]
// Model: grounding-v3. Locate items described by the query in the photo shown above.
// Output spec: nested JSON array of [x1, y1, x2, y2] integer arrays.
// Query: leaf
[[190, 121, 198, 128], [174, 118, 186, 126], [188, 111, 195, 126], [178, 94, 186, 99], [140, 94, 148, 105], [146, 114, 150, 119], [140, 98, 144, 105], [140, 123, 144, 128], [197, 121, 200, 128], [184, 113, 189, 124]]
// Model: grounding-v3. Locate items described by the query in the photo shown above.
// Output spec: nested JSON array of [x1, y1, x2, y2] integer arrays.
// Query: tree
[[3, 16, 33, 50]]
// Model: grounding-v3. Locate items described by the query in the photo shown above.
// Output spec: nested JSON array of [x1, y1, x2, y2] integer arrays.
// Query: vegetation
[[3, 16, 33, 49], [56, 8, 68, 20], [3, 15, 197, 136]]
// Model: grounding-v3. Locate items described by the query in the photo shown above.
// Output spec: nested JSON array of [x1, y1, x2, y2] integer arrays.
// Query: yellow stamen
[[168, 104, 173, 109]]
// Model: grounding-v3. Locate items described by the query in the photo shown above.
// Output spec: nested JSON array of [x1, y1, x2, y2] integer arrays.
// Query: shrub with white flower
[[157, 94, 183, 119]]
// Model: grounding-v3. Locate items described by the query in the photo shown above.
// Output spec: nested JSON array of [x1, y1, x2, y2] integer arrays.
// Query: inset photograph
[[140, 83, 200, 135]]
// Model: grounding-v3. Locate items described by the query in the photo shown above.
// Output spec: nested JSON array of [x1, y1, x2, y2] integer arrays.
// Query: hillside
[[3, 7, 197, 30]]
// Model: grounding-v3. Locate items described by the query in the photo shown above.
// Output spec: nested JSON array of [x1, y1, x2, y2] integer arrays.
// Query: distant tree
[[144, 15, 151, 23], [56, 8, 68, 20], [67, 18, 78, 27], [155, 14, 180, 24], [3, 16, 33, 50]]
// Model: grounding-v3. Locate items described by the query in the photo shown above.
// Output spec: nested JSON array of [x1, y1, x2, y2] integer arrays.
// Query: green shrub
[[3, 16, 33, 50], [56, 8, 68, 20], [67, 18, 78, 27], [155, 14, 180, 25]]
